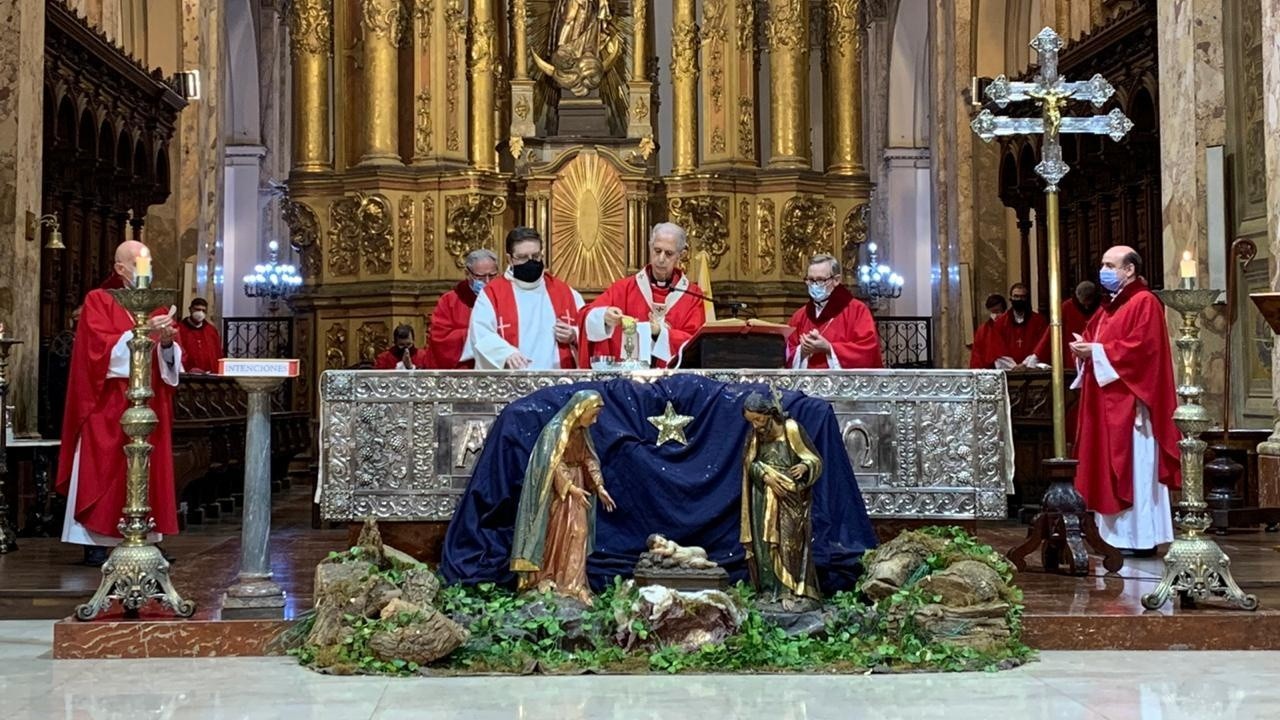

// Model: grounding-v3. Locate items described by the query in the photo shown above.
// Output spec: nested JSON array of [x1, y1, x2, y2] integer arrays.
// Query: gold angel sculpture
[[740, 391, 823, 611], [510, 390, 617, 605]]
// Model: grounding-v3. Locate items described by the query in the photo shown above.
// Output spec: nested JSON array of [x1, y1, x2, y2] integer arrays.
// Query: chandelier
[[855, 242, 904, 306], [242, 240, 302, 306]]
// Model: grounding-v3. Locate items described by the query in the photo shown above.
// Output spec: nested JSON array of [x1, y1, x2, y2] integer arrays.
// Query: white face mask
[[191, 310, 206, 323]]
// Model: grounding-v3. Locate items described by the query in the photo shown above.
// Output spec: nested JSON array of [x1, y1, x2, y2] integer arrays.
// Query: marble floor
[[1, 620, 1276, 720]]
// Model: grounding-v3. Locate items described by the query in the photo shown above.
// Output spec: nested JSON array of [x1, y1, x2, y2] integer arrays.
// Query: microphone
[[670, 285, 749, 312]]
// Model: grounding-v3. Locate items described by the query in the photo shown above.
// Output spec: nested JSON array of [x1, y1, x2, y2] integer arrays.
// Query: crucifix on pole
[[972, 27, 1134, 575]]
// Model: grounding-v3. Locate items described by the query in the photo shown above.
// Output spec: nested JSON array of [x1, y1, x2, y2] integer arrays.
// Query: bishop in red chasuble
[[579, 223, 706, 367]]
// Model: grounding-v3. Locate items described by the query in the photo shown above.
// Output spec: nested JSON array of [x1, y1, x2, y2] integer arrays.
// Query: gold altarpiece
[[282, 0, 871, 401]]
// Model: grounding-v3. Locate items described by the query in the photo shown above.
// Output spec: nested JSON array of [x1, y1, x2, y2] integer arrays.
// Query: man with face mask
[[990, 282, 1048, 368], [784, 254, 883, 369], [429, 248, 498, 369], [57, 240, 184, 566], [578, 222, 707, 367], [1071, 246, 1180, 554], [176, 297, 222, 373], [374, 324, 431, 369], [969, 294, 1008, 369], [1024, 281, 1100, 369], [464, 226, 584, 370]]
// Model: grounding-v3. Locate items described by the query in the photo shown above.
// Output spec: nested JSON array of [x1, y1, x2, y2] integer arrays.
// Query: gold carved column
[[469, 0, 497, 171], [509, 0, 536, 147], [823, 0, 864, 175], [625, 0, 653, 140], [764, 0, 810, 168], [700, 0, 758, 167], [288, 0, 333, 172], [671, 0, 699, 174], [359, 0, 406, 165]]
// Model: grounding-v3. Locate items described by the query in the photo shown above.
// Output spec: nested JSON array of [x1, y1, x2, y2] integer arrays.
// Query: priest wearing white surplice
[[463, 227, 585, 370]]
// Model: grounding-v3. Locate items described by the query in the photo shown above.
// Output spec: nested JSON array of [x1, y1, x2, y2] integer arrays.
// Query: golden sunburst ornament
[[550, 151, 626, 289], [648, 401, 694, 447]]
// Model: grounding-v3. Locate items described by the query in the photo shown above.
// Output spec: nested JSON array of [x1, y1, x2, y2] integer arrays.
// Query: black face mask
[[1010, 299, 1030, 315], [512, 259, 545, 283]]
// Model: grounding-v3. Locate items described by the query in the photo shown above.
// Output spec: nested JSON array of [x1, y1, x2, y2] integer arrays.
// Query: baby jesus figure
[[645, 533, 718, 570]]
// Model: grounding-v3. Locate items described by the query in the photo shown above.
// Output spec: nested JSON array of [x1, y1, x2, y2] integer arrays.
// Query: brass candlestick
[[0, 332, 23, 553], [1142, 287, 1257, 611], [76, 285, 195, 620]]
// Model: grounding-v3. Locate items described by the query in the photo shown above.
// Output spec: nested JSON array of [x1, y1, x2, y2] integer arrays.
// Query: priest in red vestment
[[373, 324, 432, 369], [989, 282, 1047, 368], [176, 297, 222, 373], [785, 254, 883, 369], [1026, 280, 1100, 367], [464, 227, 584, 370], [579, 222, 707, 367], [969, 293, 1008, 369], [1072, 246, 1179, 552], [57, 241, 183, 566], [429, 248, 498, 369]]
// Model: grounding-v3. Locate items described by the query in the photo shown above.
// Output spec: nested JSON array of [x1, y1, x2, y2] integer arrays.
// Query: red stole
[[56, 289, 179, 537], [484, 274, 579, 368], [1074, 279, 1181, 514]]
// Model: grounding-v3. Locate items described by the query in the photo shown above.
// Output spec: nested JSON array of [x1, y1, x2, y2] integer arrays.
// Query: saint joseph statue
[[740, 392, 824, 610]]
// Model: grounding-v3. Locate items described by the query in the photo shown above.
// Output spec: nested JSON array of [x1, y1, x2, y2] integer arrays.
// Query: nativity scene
[[2, 0, 1280, 717]]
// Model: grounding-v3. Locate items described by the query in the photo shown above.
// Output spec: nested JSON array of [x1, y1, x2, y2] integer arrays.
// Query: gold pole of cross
[[971, 26, 1134, 460]]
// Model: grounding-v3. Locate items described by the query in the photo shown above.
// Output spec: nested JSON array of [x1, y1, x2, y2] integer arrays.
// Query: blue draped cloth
[[440, 374, 878, 592]]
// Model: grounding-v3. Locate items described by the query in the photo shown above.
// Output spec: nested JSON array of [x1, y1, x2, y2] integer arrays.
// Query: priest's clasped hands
[[798, 329, 832, 358]]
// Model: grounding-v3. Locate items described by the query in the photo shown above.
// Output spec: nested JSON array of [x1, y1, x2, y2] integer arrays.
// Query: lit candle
[[1179, 250, 1196, 279]]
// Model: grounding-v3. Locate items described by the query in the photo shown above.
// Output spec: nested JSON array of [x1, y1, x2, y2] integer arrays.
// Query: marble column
[[1157, 0, 1228, 420], [222, 376, 288, 617], [222, 145, 267, 318], [1259, 0, 1280, 453], [0, 0, 44, 435]]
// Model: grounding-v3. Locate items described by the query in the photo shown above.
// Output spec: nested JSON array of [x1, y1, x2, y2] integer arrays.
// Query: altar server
[[176, 297, 222, 373], [785, 254, 883, 369], [1025, 280, 1100, 367], [579, 222, 707, 367], [373, 324, 431, 370], [1072, 246, 1179, 553], [969, 293, 1007, 369], [990, 282, 1047, 368], [464, 226, 584, 370]]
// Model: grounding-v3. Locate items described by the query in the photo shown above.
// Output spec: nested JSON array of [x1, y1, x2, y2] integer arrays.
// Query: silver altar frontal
[[317, 370, 1014, 523]]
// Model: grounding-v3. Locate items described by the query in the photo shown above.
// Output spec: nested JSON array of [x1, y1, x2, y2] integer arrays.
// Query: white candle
[[136, 246, 152, 279], [1179, 250, 1196, 279]]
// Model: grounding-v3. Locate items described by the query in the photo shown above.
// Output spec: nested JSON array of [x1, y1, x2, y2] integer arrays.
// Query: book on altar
[[698, 318, 795, 337]]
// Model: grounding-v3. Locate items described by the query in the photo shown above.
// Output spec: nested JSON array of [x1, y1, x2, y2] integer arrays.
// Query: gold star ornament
[[647, 401, 694, 447]]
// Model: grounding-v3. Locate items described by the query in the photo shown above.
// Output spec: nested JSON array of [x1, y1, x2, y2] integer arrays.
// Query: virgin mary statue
[[510, 390, 617, 604]]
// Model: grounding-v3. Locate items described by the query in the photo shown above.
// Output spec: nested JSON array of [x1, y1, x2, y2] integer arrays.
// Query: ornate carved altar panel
[[318, 369, 1013, 522]]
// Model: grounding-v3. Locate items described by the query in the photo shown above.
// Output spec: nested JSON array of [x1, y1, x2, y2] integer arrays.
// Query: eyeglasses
[[805, 276, 835, 285], [468, 270, 499, 281], [510, 253, 543, 264]]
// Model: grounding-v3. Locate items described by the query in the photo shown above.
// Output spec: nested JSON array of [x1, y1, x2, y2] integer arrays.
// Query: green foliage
[[293, 526, 1034, 677]]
